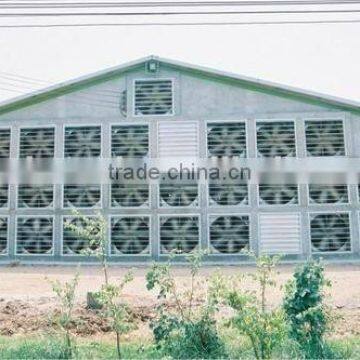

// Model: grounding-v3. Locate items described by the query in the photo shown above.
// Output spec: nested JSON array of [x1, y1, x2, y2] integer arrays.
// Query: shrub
[[283, 260, 331, 359]]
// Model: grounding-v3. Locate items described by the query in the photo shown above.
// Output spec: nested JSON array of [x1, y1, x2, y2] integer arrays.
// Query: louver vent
[[209, 215, 249, 254], [16, 217, 53, 255], [0, 218, 8, 255], [111, 184, 149, 207], [209, 183, 248, 206], [63, 185, 101, 208], [0, 129, 10, 158], [111, 216, 150, 255], [63, 217, 99, 255], [207, 122, 246, 157], [310, 213, 351, 252], [305, 120, 345, 156], [259, 185, 298, 205], [160, 216, 199, 254], [111, 125, 149, 157], [134, 79, 173, 116], [64, 126, 101, 157], [309, 185, 348, 204], [259, 213, 301, 254], [158, 121, 198, 157], [0, 185, 8, 208], [160, 183, 198, 207], [20, 127, 55, 158], [256, 121, 296, 157], [18, 185, 53, 208]]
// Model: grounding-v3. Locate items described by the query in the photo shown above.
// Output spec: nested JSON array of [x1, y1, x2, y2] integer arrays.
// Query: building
[[0, 55, 359, 264]]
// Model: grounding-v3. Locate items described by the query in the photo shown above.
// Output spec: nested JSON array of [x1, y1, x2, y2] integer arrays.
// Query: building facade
[[0, 56, 359, 263]]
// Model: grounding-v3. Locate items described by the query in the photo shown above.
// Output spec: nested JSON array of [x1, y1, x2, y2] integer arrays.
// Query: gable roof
[[0, 55, 359, 116]]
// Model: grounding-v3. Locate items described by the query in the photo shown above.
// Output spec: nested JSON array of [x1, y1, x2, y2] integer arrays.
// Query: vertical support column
[[349, 184, 360, 255]]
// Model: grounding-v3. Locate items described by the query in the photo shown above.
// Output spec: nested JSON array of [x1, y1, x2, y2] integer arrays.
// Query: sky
[[0, 12, 359, 103]]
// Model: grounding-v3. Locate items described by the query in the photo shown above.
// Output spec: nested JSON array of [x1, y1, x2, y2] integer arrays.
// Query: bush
[[283, 260, 331, 359]]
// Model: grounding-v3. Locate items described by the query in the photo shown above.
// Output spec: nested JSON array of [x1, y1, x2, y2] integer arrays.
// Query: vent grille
[[0, 129, 10, 158], [18, 185, 53, 208], [111, 125, 149, 157], [64, 126, 101, 157], [209, 215, 249, 254], [256, 121, 296, 157], [259, 185, 298, 205], [0, 217, 8, 255], [305, 120, 345, 156], [207, 122, 246, 157], [63, 185, 101, 208], [0, 185, 8, 208], [309, 185, 348, 204], [111, 216, 150, 255], [259, 213, 301, 254], [134, 79, 173, 116], [111, 184, 149, 207], [16, 217, 53, 255], [209, 183, 248, 206], [19, 127, 55, 158], [160, 216, 199, 254], [310, 213, 351, 252], [158, 121, 198, 157], [160, 183, 198, 207]]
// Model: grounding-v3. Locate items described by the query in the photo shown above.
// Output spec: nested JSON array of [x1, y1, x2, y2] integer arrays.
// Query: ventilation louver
[[305, 120, 345, 156], [111, 216, 150, 255], [0, 218, 8, 254], [0, 185, 8, 208], [134, 79, 173, 116], [259, 185, 298, 205], [209, 215, 249, 254], [111, 125, 149, 157], [64, 126, 101, 157], [63, 217, 99, 255], [160, 216, 199, 253], [310, 213, 351, 252], [0, 129, 10, 158], [16, 217, 53, 255], [20, 127, 55, 158], [309, 185, 348, 204], [256, 121, 296, 157], [209, 184, 248, 206], [63, 185, 101, 208], [111, 184, 149, 207], [160, 183, 198, 207], [18, 185, 53, 208], [207, 122, 246, 157]]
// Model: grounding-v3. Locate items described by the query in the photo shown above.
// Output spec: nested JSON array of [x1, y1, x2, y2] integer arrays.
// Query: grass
[[0, 335, 359, 359]]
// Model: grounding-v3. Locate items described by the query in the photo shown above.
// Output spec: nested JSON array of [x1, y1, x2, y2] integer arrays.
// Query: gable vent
[[209, 215, 249, 254], [64, 126, 101, 157], [209, 183, 248, 206], [134, 79, 173, 116], [111, 216, 150, 255], [0, 217, 8, 255], [16, 217, 53, 255], [310, 213, 351, 252], [0, 129, 10, 158], [18, 185, 54, 208], [207, 122, 246, 157], [259, 184, 298, 205], [111, 184, 149, 207], [160, 216, 199, 254], [158, 121, 198, 157], [63, 185, 101, 208], [20, 127, 54, 158], [305, 120, 345, 156], [309, 185, 348, 204], [259, 213, 301, 254], [256, 121, 296, 157], [111, 125, 149, 157]]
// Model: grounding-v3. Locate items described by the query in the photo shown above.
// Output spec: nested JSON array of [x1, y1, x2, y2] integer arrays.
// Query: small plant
[[283, 259, 331, 359], [223, 253, 287, 360], [95, 272, 134, 359], [146, 250, 227, 359], [47, 270, 80, 359]]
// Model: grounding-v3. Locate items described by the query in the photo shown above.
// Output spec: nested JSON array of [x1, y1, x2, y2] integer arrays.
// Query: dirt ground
[[0, 264, 359, 340]]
